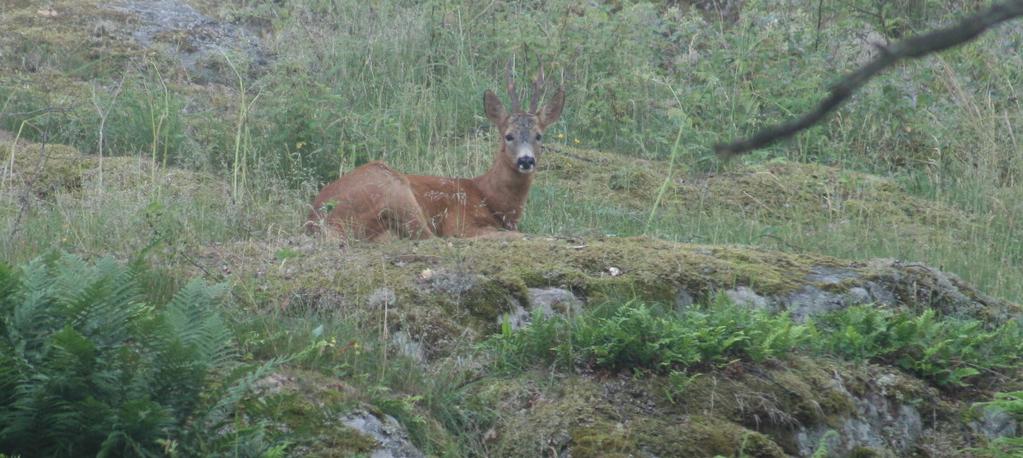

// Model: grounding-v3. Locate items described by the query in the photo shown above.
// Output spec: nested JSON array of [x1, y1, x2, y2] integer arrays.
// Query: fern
[[0, 254, 279, 457]]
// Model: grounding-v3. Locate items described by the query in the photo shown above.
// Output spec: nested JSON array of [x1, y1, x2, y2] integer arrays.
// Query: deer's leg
[[378, 186, 435, 240]]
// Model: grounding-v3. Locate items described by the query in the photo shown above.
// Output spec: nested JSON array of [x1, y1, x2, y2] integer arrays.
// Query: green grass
[[2, 0, 1023, 455], [2, 1, 1021, 304]]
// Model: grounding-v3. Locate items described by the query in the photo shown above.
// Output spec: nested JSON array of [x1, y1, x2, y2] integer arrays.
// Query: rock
[[675, 289, 695, 308], [528, 288, 583, 317], [795, 371, 924, 457], [424, 269, 479, 296], [971, 406, 1019, 440], [725, 286, 771, 309], [391, 331, 425, 364], [106, 0, 269, 84], [368, 287, 397, 309], [865, 259, 1011, 322], [503, 288, 583, 330], [341, 410, 424, 458], [503, 303, 532, 330]]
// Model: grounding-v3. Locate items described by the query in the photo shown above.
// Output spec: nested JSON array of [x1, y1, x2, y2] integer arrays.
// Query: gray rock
[[106, 0, 269, 83], [341, 410, 424, 458], [368, 287, 397, 309], [503, 303, 532, 331], [426, 270, 479, 296], [675, 289, 695, 308], [501, 288, 583, 330], [390, 331, 425, 363], [725, 286, 771, 309], [528, 287, 583, 317], [806, 266, 860, 285], [864, 281, 896, 306], [794, 372, 923, 457], [971, 406, 1019, 440], [785, 285, 849, 321]]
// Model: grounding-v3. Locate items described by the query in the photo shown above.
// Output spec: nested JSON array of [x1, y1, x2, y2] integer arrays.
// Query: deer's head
[[484, 60, 564, 174]]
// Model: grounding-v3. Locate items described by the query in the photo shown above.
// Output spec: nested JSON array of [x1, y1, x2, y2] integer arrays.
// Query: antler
[[506, 58, 521, 112], [529, 58, 546, 114]]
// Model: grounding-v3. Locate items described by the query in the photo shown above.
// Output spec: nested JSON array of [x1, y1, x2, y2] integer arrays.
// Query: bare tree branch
[[715, 0, 1023, 159]]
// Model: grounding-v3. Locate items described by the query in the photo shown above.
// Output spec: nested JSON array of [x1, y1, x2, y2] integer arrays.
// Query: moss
[[0, 1, 145, 78], [541, 147, 974, 250], [1, 139, 223, 201], [849, 446, 883, 457], [608, 166, 658, 197], [240, 370, 380, 456], [211, 235, 839, 341], [633, 414, 786, 458], [0, 141, 90, 196], [569, 423, 636, 457], [471, 372, 796, 457]]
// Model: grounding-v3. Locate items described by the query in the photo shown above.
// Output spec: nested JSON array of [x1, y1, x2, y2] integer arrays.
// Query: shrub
[[0, 254, 276, 457], [814, 306, 1023, 387], [488, 298, 1021, 388], [488, 296, 810, 374]]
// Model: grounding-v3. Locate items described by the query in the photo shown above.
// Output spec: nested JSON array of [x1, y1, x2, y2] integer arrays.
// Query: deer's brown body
[[306, 63, 563, 242]]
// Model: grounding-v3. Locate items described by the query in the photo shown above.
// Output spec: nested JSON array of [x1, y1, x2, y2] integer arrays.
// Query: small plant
[[489, 298, 1020, 389], [814, 306, 1023, 387], [487, 296, 810, 374], [0, 254, 280, 456]]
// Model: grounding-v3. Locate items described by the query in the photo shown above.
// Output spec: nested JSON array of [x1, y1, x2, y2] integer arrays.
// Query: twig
[[90, 73, 128, 188], [0, 106, 68, 119], [715, 0, 1023, 158], [7, 129, 50, 244]]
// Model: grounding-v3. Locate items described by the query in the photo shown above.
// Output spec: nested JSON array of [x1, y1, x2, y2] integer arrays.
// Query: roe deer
[[305, 61, 564, 241]]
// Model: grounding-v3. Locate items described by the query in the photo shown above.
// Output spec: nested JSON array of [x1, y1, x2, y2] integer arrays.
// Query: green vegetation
[[1, 0, 1021, 455], [487, 298, 1022, 388], [489, 297, 809, 373], [975, 392, 1023, 457], [814, 306, 1023, 387], [3, 0, 1022, 301], [0, 254, 279, 456]]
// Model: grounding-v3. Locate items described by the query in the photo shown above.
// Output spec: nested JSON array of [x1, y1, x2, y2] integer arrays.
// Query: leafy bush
[[814, 306, 1023, 387], [489, 298, 1021, 388], [488, 296, 810, 373], [0, 254, 275, 457]]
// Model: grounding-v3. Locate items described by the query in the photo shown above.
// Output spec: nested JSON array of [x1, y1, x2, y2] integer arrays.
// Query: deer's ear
[[539, 87, 564, 128], [484, 90, 507, 125]]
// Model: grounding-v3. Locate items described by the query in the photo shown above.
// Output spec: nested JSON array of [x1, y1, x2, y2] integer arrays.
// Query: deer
[[305, 60, 564, 242]]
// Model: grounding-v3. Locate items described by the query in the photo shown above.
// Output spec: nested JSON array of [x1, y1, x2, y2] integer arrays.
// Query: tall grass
[[2, 0, 1022, 301]]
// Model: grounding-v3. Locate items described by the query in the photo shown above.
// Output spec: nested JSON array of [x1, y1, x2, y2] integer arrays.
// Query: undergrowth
[[0, 254, 281, 457], [486, 297, 1023, 388], [1, 0, 1022, 454], [3, 0, 1022, 302]]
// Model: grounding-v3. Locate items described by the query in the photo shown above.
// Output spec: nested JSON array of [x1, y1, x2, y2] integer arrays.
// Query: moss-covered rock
[[242, 369, 428, 457], [541, 146, 975, 248], [194, 235, 1018, 356], [0, 138, 225, 199], [458, 355, 1007, 457], [0, 140, 90, 196], [187, 233, 1020, 456]]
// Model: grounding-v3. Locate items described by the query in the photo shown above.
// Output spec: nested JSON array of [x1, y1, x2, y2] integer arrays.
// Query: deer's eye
[[536, 133, 542, 141], [505, 134, 514, 142]]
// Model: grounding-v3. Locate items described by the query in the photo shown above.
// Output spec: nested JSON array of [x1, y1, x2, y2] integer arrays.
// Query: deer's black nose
[[517, 156, 536, 170]]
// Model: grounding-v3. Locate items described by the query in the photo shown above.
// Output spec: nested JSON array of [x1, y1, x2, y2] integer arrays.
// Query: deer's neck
[[473, 147, 533, 230]]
